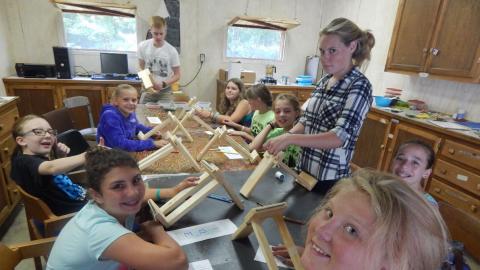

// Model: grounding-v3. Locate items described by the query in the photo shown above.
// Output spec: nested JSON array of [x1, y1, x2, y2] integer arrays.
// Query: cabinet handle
[[433, 188, 441, 193], [3, 147, 9, 154], [448, 148, 455, 155], [471, 205, 477, 213], [391, 119, 399, 124], [380, 144, 385, 149], [431, 48, 440, 56], [14, 115, 19, 120], [440, 169, 447, 175]]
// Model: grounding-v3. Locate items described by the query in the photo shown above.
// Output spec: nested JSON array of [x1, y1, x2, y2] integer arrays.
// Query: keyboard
[[91, 73, 139, 80]]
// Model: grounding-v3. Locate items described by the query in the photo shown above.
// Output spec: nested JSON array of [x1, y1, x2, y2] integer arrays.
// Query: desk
[[134, 105, 255, 174], [146, 169, 322, 269], [2, 76, 141, 129]]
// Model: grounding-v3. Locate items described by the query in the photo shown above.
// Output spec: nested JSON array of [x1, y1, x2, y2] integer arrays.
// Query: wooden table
[[134, 105, 256, 174]]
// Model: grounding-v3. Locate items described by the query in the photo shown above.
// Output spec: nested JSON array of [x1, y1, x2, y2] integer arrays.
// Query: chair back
[[0, 237, 55, 270], [16, 185, 75, 238], [42, 107, 75, 134], [438, 201, 480, 261], [63, 96, 95, 129], [57, 129, 90, 156]]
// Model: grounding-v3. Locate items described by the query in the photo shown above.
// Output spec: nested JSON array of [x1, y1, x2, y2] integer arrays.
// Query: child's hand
[[271, 244, 304, 267], [263, 134, 290, 155], [223, 120, 242, 130], [195, 108, 211, 119], [56, 142, 70, 156], [139, 220, 166, 242], [174, 176, 199, 194], [154, 139, 169, 148]]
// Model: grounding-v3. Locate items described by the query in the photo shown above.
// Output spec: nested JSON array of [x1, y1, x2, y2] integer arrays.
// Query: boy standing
[[138, 16, 180, 103]]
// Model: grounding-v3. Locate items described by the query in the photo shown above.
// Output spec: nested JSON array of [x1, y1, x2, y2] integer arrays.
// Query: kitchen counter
[[371, 106, 480, 143]]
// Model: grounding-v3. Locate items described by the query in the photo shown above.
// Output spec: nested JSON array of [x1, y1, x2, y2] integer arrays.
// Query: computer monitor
[[100, 53, 128, 74]]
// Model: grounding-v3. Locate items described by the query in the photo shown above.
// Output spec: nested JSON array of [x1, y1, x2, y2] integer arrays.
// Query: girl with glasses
[[10, 114, 88, 215]]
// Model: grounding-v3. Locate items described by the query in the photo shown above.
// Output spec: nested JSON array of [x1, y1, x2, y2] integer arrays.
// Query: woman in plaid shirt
[[265, 18, 375, 193]]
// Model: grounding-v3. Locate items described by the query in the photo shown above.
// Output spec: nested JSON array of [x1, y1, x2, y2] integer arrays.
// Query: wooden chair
[[42, 107, 75, 134], [16, 185, 74, 270], [438, 201, 480, 261], [63, 96, 97, 140], [0, 237, 56, 270]]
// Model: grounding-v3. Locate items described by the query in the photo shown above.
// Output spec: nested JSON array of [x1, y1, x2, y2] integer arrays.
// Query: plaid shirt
[[297, 66, 372, 181]]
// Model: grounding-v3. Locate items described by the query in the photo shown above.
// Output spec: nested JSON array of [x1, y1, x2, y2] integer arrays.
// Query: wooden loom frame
[[138, 111, 193, 142], [138, 69, 155, 92], [239, 152, 318, 198], [138, 132, 201, 171], [196, 126, 259, 163], [173, 107, 215, 134], [175, 97, 197, 121], [147, 160, 244, 228], [231, 202, 304, 270]]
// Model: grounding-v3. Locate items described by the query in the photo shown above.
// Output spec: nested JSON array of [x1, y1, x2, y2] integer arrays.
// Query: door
[[351, 113, 391, 170], [386, 0, 442, 72]]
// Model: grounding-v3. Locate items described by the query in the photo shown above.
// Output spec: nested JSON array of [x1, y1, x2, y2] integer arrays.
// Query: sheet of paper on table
[[167, 219, 237, 246], [188, 259, 213, 270], [254, 246, 294, 269], [428, 120, 471, 130], [218, 146, 243, 159], [147, 116, 162, 124]]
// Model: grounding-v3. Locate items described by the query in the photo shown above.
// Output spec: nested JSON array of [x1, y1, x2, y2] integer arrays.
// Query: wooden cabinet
[[351, 113, 391, 170], [352, 107, 480, 260], [0, 98, 20, 228], [386, 0, 480, 82], [216, 79, 315, 110], [6, 83, 58, 116], [2, 77, 142, 122]]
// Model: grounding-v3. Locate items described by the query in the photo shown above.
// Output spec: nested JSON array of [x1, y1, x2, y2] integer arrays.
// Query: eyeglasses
[[23, 128, 58, 136]]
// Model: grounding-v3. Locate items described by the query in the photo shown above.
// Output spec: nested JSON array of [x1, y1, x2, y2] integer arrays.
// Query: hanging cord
[[244, 0, 249, 15], [180, 61, 203, 87], [294, 0, 298, 20]]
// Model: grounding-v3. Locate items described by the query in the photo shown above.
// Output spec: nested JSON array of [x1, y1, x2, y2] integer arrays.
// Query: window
[[226, 26, 285, 61], [62, 13, 137, 52]]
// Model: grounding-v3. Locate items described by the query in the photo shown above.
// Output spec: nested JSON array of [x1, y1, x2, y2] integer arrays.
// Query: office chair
[[0, 237, 56, 270], [42, 107, 75, 134], [16, 185, 75, 270], [63, 96, 97, 140]]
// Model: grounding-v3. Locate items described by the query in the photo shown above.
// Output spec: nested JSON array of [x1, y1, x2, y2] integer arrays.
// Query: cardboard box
[[240, 71, 256, 83], [218, 69, 228, 81]]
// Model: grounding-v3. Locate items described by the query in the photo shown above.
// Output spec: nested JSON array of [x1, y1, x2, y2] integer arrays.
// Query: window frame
[[224, 25, 287, 63]]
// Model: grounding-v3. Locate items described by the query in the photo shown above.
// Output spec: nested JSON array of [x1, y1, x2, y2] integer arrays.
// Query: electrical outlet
[[200, 53, 205, 63]]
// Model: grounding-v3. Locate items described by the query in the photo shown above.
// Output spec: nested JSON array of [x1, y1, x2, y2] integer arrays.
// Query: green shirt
[[265, 128, 301, 168], [250, 110, 274, 136]]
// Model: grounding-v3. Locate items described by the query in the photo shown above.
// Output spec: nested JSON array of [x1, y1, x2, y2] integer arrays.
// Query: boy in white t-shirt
[[138, 16, 180, 103]]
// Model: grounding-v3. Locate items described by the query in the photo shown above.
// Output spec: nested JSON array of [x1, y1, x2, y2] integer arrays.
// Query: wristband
[[155, 188, 161, 201], [162, 81, 167, 88]]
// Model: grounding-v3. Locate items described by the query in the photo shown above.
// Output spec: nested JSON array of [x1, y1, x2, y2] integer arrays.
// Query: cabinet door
[[351, 113, 391, 170], [2, 161, 20, 206], [386, 0, 442, 72], [61, 85, 106, 128], [427, 0, 480, 79], [0, 165, 10, 226], [383, 123, 442, 173], [7, 84, 57, 116]]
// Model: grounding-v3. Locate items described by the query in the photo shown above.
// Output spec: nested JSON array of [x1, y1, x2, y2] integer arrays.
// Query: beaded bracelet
[[155, 188, 161, 201]]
